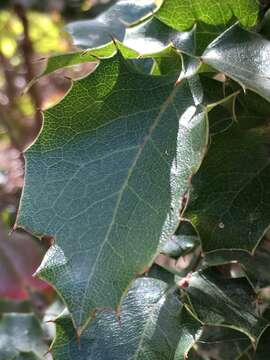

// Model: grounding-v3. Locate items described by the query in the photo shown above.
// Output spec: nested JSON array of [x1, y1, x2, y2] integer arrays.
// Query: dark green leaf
[[197, 326, 251, 360], [18, 54, 208, 331], [185, 269, 269, 343], [203, 24, 270, 102], [174, 306, 202, 360], [0, 313, 48, 360], [186, 117, 270, 252], [147, 263, 175, 285], [52, 278, 202, 360], [261, 8, 270, 40], [255, 326, 270, 359], [208, 106, 234, 135]]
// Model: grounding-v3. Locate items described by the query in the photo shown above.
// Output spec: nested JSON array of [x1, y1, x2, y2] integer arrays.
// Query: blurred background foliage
[[0, 0, 112, 354]]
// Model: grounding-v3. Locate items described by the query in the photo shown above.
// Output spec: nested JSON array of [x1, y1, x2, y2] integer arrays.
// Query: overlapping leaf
[[123, 17, 195, 55], [38, 17, 195, 79], [203, 24, 270, 102], [185, 269, 269, 343], [51, 278, 202, 360], [65, 0, 158, 49], [155, 0, 259, 31], [204, 237, 270, 289], [196, 326, 251, 360], [0, 313, 49, 360], [186, 113, 270, 253], [18, 54, 208, 331]]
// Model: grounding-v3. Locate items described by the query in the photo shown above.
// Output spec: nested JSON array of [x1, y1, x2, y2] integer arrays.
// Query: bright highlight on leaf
[[203, 24, 270, 102], [51, 277, 202, 360]]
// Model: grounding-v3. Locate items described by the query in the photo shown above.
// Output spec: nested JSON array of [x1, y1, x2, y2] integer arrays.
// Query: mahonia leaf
[[186, 115, 270, 253], [124, 17, 196, 55], [37, 18, 196, 80], [151, 49, 183, 76], [196, 326, 251, 360], [65, 0, 158, 49], [202, 24, 270, 102], [38, 41, 138, 80], [0, 313, 49, 360], [155, 0, 259, 31], [17, 54, 208, 331], [174, 306, 202, 360], [51, 278, 202, 360], [204, 237, 270, 289], [185, 269, 269, 344]]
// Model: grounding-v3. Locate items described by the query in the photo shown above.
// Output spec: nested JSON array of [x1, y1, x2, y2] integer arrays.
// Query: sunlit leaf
[[18, 54, 208, 330]]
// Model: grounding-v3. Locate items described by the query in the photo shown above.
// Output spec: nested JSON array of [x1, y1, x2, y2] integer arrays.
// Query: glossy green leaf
[[155, 0, 259, 31], [124, 17, 203, 79], [124, 17, 196, 55], [161, 221, 199, 259], [0, 313, 48, 360], [37, 17, 195, 79], [51, 278, 202, 360], [186, 269, 269, 343], [186, 117, 270, 253], [66, 0, 158, 49], [18, 54, 208, 331], [203, 24, 270, 102]]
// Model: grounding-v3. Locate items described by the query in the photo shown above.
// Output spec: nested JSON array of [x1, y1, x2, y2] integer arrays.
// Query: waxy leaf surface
[[66, 0, 157, 49], [40, 18, 194, 79], [18, 54, 208, 330], [52, 278, 202, 360], [186, 269, 269, 343], [203, 25, 270, 102]]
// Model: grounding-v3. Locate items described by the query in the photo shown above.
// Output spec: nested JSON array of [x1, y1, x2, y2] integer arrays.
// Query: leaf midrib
[[79, 84, 179, 326]]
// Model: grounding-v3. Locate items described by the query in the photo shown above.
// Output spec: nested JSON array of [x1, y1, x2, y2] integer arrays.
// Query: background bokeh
[[0, 0, 112, 351]]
